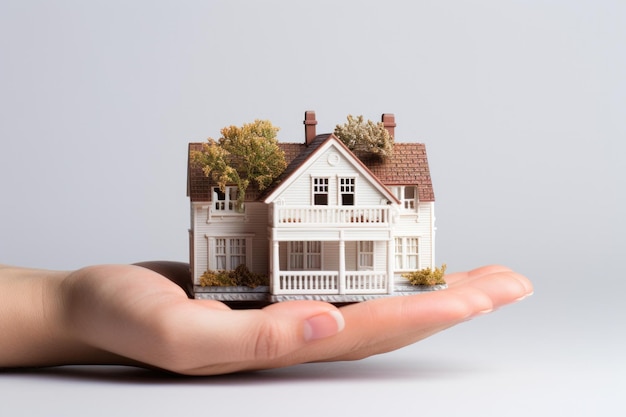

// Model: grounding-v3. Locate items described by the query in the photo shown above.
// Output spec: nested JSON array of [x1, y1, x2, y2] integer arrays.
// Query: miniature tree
[[334, 115, 394, 159], [191, 119, 287, 210]]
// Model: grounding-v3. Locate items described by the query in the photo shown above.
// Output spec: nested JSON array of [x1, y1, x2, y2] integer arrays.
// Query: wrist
[[0, 265, 117, 368]]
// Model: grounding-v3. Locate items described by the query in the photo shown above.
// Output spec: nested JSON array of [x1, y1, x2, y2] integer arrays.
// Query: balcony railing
[[273, 205, 390, 226], [277, 270, 388, 295]]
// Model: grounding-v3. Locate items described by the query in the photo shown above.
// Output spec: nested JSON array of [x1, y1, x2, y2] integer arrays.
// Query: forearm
[[0, 265, 123, 368]]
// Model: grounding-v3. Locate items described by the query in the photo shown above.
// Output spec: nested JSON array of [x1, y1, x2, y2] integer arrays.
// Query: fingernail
[[303, 310, 345, 342], [515, 291, 534, 302]]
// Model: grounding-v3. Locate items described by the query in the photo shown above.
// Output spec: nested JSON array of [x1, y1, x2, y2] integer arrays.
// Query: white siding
[[272, 147, 389, 206], [374, 240, 388, 271], [191, 202, 269, 284], [391, 201, 435, 273]]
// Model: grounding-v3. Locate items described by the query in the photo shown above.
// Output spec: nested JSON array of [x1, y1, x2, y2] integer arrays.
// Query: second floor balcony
[[271, 205, 391, 227]]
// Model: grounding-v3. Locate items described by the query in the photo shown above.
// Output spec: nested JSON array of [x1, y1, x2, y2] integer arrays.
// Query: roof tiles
[[187, 137, 434, 202]]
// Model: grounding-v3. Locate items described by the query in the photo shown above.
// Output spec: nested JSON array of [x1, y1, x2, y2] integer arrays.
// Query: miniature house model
[[187, 112, 439, 302]]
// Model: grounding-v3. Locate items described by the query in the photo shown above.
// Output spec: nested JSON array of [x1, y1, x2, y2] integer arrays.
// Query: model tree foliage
[[402, 264, 447, 286], [334, 115, 394, 159], [191, 119, 287, 210]]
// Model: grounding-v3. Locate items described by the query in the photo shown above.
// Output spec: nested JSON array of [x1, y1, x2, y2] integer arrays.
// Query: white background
[[1, 1, 623, 415]]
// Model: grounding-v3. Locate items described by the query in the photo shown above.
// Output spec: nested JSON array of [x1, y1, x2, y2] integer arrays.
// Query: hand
[[0, 263, 532, 375]]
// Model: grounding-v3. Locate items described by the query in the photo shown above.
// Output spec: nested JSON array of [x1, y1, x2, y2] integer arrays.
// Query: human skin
[[0, 263, 532, 375]]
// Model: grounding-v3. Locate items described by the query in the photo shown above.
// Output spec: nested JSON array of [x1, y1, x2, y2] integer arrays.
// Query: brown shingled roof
[[187, 138, 434, 203], [187, 143, 211, 202], [366, 143, 435, 202]]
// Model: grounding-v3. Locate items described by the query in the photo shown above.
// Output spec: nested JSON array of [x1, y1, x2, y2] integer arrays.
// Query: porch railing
[[345, 271, 388, 294], [277, 270, 388, 295], [278, 271, 338, 294], [274, 205, 390, 226]]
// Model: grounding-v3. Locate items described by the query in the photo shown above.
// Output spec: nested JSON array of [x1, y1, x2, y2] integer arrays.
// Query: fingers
[[445, 264, 534, 304], [284, 265, 534, 363]]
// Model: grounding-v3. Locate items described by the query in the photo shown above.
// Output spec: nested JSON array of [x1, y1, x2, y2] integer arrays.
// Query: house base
[[193, 283, 447, 307]]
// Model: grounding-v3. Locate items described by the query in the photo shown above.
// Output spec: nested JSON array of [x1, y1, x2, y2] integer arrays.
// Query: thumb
[[235, 301, 345, 360], [175, 300, 345, 374]]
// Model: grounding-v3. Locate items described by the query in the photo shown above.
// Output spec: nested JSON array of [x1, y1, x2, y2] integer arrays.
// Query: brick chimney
[[381, 113, 396, 139], [304, 110, 317, 145]]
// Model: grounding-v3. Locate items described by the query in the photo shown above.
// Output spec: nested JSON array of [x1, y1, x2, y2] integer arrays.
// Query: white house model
[[187, 112, 439, 303]]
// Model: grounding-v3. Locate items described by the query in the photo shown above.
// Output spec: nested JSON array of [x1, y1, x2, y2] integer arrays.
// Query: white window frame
[[288, 241, 322, 270], [338, 176, 356, 206], [357, 241, 374, 270], [311, 177, 330, 206], [206, 235, 253, 271], [212, 186, 240, 213], [392, 186, 418, 211], [394, 237, 419, 271]]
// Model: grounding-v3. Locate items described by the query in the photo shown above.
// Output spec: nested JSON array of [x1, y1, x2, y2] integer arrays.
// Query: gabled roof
[[187, 136, 435, 203], [263, 134, 399, 204]]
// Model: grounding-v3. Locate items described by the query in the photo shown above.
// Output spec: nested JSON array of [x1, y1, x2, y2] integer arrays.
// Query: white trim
[[357, 240, 374, 271], [264, 136, 399, 204], [390, 185, 419, 212], [337, 175, 358, 206], [287, 241, 324, 270], [310, 176, 330, 206], [204, 234, 255, 271], [394, 236, 421, 272]]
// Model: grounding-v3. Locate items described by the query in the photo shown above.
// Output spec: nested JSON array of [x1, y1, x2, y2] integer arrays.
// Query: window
[[406, 237, 419, 269], [395, 237, 419, 270], [392, 186, 418, 211], [312, 177, 329, 205], [358, 241, 374, 270], [214, 237, 247, 270], [289, 241, 322, 270], [339, 177, 355, 205], [213, 186, 238, 212], [395, 238, 404, 269], [403, 186, 416, 210]]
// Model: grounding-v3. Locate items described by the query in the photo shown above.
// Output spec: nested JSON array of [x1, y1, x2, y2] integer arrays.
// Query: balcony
[[273, 205, 390, 227]]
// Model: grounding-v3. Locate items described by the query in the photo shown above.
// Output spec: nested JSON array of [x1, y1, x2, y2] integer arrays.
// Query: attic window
[[312, 177, 329, 206], [339, 177, 355, 206]]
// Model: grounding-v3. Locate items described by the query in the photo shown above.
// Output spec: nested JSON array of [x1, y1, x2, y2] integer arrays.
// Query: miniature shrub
[[198, 265, 269, 288], [199, 270, 236, 287], [402, 264, 447, 286], [232, 264, 269, 288]]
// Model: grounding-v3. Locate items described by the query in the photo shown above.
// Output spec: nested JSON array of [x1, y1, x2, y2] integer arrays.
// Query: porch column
[[272, 239, 280, 294], [338, 234, 346, 295], [387, 238, 394, 294]]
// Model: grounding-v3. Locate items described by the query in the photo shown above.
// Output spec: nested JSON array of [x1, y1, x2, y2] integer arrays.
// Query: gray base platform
[[194, 283, 447, 304]]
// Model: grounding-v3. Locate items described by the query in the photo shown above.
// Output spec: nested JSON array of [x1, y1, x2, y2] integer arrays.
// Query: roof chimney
[[304, 110, 317, 145], [382, 113, 396, 139]]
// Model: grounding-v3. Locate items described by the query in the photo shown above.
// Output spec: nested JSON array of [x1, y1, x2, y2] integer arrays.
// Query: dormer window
[[393, 186, 418, 211], [213, 186, 238, 212]]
